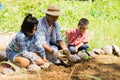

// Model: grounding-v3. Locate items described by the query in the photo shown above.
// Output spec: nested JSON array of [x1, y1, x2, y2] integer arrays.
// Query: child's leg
[[14, 56, 30, 67], [78, 44, 89, 51], [6, 50, 30, 67], [68, 46, 75, 54]]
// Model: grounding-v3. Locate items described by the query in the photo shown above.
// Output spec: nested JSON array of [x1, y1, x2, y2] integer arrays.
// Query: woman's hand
[[43, 58, 48, 62], [36, 58, 44, 65]]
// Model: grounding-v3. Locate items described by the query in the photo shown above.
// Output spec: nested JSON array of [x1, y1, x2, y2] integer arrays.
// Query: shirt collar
[[43, 16, 57, 28]]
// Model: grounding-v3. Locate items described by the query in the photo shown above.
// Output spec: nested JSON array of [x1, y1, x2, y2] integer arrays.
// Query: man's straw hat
[[44, 4, 62, 16]]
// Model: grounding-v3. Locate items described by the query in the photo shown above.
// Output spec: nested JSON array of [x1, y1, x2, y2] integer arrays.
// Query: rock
[[41, 62, 51, 69], [27, 64, 41, 72], [117, 50, 120, 57], [92, 48, 105, 55], [112, 45, 120, 55], [0, 50, 7, 61], [87, 51, 97, 58], [77, 50, 89, 60], [1, 68, 14, 74], [70, 54, 81, 63], [102, 45, 113, 55]]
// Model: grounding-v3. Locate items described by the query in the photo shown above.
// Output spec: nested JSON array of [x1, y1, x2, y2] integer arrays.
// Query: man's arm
[[59, 40, 68, 50], [43, 44, 54, 54]]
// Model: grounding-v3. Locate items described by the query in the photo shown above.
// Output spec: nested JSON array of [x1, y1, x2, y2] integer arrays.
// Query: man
[[37, 4, 71, 64]]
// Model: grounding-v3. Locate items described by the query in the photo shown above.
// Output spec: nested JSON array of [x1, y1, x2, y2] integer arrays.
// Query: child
[[6, 14, 47, 68], [66, 18, 89, 54]]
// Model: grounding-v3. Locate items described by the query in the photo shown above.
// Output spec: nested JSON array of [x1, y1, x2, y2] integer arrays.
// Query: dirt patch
[[0, 55, 120, 80], [72, 55, 120, 80], [0, 33, 120, 80]]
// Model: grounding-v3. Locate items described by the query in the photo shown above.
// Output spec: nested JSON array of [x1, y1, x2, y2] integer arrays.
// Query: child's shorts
[[6, 49, 19, 62]]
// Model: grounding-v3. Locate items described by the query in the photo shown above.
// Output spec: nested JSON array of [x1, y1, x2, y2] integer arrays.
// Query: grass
[[0, 0, 120, 48]]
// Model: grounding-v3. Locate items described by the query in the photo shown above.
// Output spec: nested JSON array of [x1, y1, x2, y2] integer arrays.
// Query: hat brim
[[44, 10, 62, 16]]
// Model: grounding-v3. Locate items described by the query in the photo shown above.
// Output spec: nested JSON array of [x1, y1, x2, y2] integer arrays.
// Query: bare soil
[[0, 33, 120, 80]]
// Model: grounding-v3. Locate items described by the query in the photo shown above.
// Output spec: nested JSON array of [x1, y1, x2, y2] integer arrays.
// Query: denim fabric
[[6, 49, 19, 62], [68, 44, 89, 54]]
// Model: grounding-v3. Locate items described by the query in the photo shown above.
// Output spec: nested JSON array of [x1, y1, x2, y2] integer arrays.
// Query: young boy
[[66, 18, 89, 54], [6, 14, 47, 68]]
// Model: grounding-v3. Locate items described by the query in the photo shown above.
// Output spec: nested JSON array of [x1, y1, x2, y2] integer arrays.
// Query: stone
[[102, 45, 113, 55], [1, 68, 14, 74], [27, 64, 41, 72], [112, 45, 120, 55], [92, 48, 105, 55], [117, 50, 120, 57], [40, 62, 51, 69], [87, 51, 97, 58], [77, 50, 89, 60], [70, 54, 81, 63]]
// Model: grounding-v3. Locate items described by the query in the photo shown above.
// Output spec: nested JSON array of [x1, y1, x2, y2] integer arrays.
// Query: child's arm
[[74, 43, 84, 53], [35, 34, 46, 59], [82, 30, 89, 44], [34, 42, 46, 59], [74, 31, 88, 52], [74, 30, 88, 46], [16, 35, 37, 61]]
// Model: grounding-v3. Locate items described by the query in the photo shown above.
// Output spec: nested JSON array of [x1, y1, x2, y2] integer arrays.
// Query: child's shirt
[[6, 30, 45, 60], [66, 28, 88, 46]]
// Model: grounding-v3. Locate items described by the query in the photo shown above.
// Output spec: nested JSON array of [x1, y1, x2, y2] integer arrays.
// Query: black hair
[[21, 14, 38, 34], [78, 18, 89, 26]]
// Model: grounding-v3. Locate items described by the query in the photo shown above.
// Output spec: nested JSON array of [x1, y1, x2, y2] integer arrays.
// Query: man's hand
[[53, 51, 66, 59], [62, 49, 71, 61], [53, 50, 72, 67]]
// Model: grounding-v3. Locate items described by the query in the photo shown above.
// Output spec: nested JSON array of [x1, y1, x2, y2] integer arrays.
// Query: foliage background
[[0, 0, 120, 49]]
